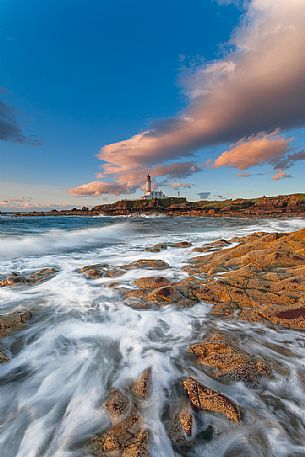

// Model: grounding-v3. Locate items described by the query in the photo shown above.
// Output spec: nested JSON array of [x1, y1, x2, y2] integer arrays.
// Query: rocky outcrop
[[13, 193, 305, 218], [0, 311, 32, 338], [133, 277, 171, 289], [182, 378, 240, 423], [131, 368, 152, 400], [188, 332, 270, 385], [123, 259, 170, 271], [88, 369, 151, 456], [182, 229, 305, 330], [0, 311, 32, 364], [124, 283, 197, 309], [80, 264, 122, 279], [145, 241, 192, 252], [0, 268, 57, 287], [192, 239, 232, 253]]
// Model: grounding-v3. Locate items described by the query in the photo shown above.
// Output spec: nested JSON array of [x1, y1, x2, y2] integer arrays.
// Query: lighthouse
[[146, 174, 152, 196], [141, 174, 166, 199]]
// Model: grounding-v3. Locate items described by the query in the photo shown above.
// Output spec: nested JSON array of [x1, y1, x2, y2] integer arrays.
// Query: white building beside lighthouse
[[141, 174, 166, 199]]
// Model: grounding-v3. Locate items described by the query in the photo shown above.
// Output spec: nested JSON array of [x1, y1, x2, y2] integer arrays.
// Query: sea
[[0, 214, 305, 457]]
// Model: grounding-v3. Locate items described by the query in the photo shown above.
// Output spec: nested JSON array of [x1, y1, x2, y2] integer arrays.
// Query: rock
[[145, 286, 195, 307], [177, 408, 193, 437], [105, 389, 131, 423], [80, 265, 106, 279], [0, 268, 57, 287], [0, 349, 9, 363], [131, 368, 152, 400], [170, 241, 192, 248], [121, 430, 149, 457], [145, 243, 168, 252], [192, 239, 231, 253], [88, 415, 146, 455], [80, 264, 122, 279], [123, 259, 170, 270], [0, 311, 32, 338], [123, 277, 203, 309], [182, 229, 305, 330], [188, 332, 270, 384], [133, 277, 171, 289], [88, 379, 150, 456], [145, 241, 192, 252], [182, 377, 240, 423]]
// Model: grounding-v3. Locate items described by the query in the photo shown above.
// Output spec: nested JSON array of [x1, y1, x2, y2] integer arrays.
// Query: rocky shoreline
[[5, 193, 305, 218], [1, 225, 305, 455]]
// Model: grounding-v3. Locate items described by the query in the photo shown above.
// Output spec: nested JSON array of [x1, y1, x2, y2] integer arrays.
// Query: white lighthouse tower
[[146, 174, 152, 196], [141, 174, 166, 199]]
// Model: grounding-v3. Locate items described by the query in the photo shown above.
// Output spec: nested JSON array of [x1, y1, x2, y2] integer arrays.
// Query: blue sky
[[1, 0, 305, 209]]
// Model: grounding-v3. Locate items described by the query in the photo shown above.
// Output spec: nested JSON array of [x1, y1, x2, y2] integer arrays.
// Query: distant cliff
[[8, 194, 305, 218]]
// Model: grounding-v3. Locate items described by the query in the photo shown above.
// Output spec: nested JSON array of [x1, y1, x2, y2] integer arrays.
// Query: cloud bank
[[70, 0, 305, 196], [0, 197, 70, 210]]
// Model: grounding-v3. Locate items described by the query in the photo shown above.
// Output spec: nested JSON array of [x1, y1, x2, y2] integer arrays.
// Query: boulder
[[188, 332, 270, 384], [183, 377, 240, 423], [88, 415, 148, 456], [145, 241, 192, 252], [133, 277, 171, 289], [0, 268, 57, 287], [123, 259, 170, 270], [145, 243, 167, 253], [192, 239, 231, 253], [177, 408, 193, 437], [131, 368, 152, 400], [0, 311, 32, 338], [80, 264, 122, 279], [105, 389, 131, 423]]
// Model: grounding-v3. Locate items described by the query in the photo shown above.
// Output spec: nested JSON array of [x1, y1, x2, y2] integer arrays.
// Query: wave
[[0, 222, 131, 260]]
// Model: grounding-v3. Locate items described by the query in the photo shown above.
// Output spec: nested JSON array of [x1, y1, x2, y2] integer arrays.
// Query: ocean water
[[1, 215, 305, 457]]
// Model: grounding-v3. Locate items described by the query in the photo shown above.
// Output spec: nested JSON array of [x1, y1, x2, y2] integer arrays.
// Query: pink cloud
[[272, 170, 292, 181], [211, 132, 291, 170], [68, 181, 132, 197], [70, 0, 305, 196]]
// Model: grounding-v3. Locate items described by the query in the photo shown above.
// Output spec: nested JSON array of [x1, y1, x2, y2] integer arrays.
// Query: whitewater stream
[[0, 215, 305, 457]]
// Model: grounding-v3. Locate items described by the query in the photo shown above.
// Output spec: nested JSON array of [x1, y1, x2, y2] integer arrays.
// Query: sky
[[1, 0, 305, 210]]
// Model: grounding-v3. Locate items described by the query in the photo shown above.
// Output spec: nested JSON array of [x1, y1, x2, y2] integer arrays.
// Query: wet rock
[[182, 229, 305, 330], [80, 264, 122, 279], [0, 349, 9, 363], [131, 368, 152, 400], [0, 311, 32, 338], [177, 408, 193, 437], [88, 415, 147, 456], [121, 430, 149, 457], [123, 259, 170, 270], [188, 332, 270, 384], [192, 239, 231, 253], [182, 377, 240, 423], [123, 277, 202, 309], [105, 389, 131, 423], [145, 286, 195, 307], [0, 268, 57, 287], [145, 243, 168, 253], [170, 241, 192, 249], [133, 276, 171, 289], [145, 241, 192, 252], [88, 374, 151, 456]]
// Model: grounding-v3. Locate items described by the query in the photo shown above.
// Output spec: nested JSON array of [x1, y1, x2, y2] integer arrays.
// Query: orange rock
[[183, 377, 240, 423]]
